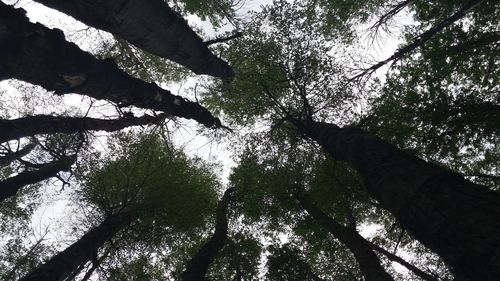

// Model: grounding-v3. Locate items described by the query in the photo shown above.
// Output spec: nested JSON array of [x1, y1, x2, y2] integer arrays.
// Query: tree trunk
[[299, 120, 500, 281], [0, 113, 167, 143], [295, 192, 395, 281], [0, 141, 37, 167], [18, 213, 133, 281], [0, 3, 222, 128], [368, 241, 440, 281], [33, 0, 233, 78], [353, 0, 485, 79], [0, 155, 76, 202], [182, 188, 234, 281]]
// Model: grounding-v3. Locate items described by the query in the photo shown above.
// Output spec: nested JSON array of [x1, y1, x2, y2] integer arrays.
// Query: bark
[[295, 192, 395, 281], [299, 120, 500, 281], [0, 141, 37, 167], [33, 0, 233, 78], [0, 3, 222, 128], [0, 154, 76, 202], [19, 213, 133, 281], [0, 113, 167, 143], [182, 188, 234, 281], [353, 0, 485, 79], [368, 242, 439, 281]]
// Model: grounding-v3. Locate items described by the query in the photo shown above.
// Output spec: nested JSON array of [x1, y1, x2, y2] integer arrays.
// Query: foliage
[[1, 0, 498, 280], [207, 233, 262, 280], [80, 133, 219, 231], [364, 0, 499, 187], [203, 0, 354, 127], [96, 39, 190, 84], [266, 243, 322, 281], [169, 0, 238, 27]]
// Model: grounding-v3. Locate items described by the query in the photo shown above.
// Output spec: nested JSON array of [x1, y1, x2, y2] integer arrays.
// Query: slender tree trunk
[[0, 155, 76, 202], [368, 241, 440, 281], [0, 113, 167, 143], [298, 120, 500, 281], [32, 0, 233, 78], [0, 141, 36, 167], [0, 3, 222, 128], [182, 188, 234, 281], [295, 192, 395, 281], [353, 0, 485, 79], [19, 213, 133, 281]]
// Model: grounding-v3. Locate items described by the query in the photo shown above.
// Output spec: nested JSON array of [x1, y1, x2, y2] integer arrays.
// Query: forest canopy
[[0, 0, 498, 280]]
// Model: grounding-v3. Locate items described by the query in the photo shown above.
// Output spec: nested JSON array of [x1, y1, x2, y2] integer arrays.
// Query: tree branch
[[204, 32, 243, 46]]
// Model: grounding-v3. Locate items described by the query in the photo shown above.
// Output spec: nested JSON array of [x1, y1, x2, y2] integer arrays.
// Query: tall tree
[[202, 1, 500, 279], [32, 0, 234, 78], [294, 190, 395, 281], [0, 154, 76, 202], [0, 142, 37, 167], [0, 3, 223, 128], [19, 212, 133, 281], [182, 187, 234, 281], [0, 113, 167, 143], [19, 134, 218, 281]]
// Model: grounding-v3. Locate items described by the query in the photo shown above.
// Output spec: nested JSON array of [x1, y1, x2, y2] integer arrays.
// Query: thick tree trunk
[[295, 192, 395, 281], [182, 188, 234, 281], [33, 0, 233, 78], [300, 120, 500, 281], [0, 113, 166, 143], [0, 141, 36, 167], [0, 3, 222, 128], [0, 154, 76, 202], [18, 213, 133, 281]]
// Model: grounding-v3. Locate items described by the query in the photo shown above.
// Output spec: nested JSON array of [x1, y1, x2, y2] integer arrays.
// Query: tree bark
[[0, 3, 222, 128], [0, 113, 167, 143], [299, 120, 500, 281], [182, 188, 234, 281], [0, 154, 76, 202], [0, 141, 37, 167], [295, 192, 395, 281], [18, 213, 133, 281], [33, 0, 233, 78]]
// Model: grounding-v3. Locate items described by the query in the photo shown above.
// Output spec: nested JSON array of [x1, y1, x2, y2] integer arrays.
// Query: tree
[[202, 1, 500, 279], [19, 134, 219, 281], [0, 154, 75, 202], [1, 0, 498, 280], [0, 3, 223, 128], [0, 113, 167, 143], [32, 0, 234, 78], [363, 0, 499, 188], [182, 187, 234, 281]]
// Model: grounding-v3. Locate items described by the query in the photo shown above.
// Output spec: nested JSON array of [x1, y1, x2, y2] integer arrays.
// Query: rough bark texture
[[33, 0, 233, 78], [296, 192, 395, 281], [0, 141, 37, 167], [0, 154, 76, 202], [0, 113, 167, 143], [301, 120, 500, 281], [0, 3, 222, 128], [19, 213, 133, 281], [182, 188, 234, 281]]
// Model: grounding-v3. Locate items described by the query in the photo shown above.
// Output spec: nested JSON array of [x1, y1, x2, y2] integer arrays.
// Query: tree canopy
[[0, 0, 498, 280]]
